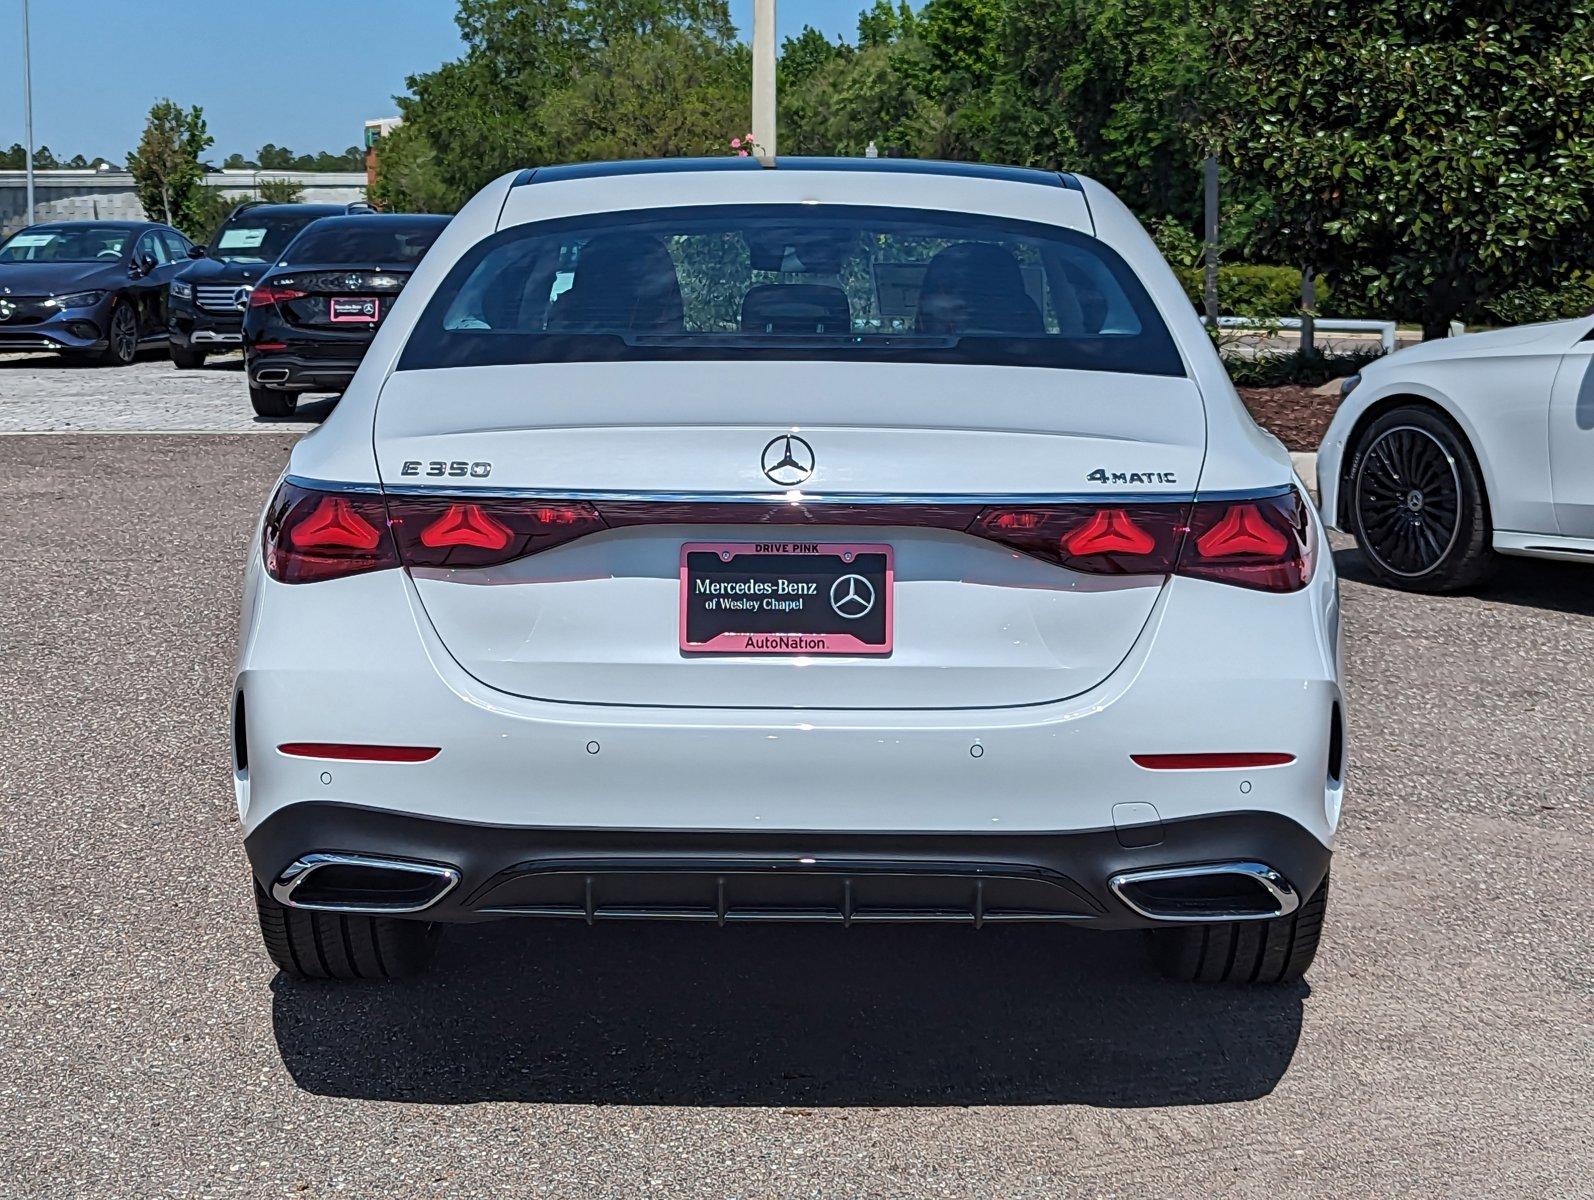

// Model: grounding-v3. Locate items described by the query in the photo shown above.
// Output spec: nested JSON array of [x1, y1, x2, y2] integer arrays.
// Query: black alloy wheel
[[1348, 405, 1493, 592], [99, 301, 139, 366]]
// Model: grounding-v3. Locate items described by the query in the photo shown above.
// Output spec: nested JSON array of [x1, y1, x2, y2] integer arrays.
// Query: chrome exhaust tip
[[272, 852, 460, 914], [1108, 861, 1298, 923], [254, 367, 291, 384]]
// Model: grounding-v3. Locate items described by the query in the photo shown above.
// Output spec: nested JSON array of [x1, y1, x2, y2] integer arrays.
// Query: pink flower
[[736, 149, 749, 157], [730, 137, 742, 149]]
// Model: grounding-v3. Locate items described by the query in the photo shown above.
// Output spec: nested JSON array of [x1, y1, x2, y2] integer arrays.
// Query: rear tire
[[250, 384, 298, 418], [253, 881, 439, 980], [1347, 406, 1494, 593], [1145, 872, 1329, 984], [169, 343, 207, 370]]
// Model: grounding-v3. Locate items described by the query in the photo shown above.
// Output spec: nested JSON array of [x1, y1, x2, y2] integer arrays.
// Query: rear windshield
[[208, 210, 330, 264], [397, 205, 1184, 376], [280, 218, 446, 267]]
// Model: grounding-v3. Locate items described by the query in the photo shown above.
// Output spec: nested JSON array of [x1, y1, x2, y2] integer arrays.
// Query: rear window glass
[[281, 219, 447, 267], [397, 205, 1184, 376]]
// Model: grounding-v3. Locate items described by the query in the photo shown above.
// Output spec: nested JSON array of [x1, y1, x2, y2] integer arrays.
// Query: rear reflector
[[1131, 752, 1296, 770], [278, 742, 440, 762]]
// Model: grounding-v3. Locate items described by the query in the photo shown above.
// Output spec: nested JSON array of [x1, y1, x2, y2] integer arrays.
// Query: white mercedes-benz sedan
[[1319, 313, 1594, 591], [233, 158, 1343, 985]]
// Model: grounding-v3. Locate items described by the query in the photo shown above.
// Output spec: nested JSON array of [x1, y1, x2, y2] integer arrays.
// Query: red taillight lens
[[418, 503, 513, 550], [972, 490, 1311, 593], [249, 285, 306, 308], [264, 483, 398, 583], [387, 498, 605, 568], [1180, 491, 1313, 592], [972, 504, 1184, 575]]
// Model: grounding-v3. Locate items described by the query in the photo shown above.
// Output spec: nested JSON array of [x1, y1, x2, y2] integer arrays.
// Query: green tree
[[1211, 0, 1594, 339], [396, 0, 741, 206], [256, 178, 304, 203], [779, 24, 850, 91], [783, 36, 943, 157], [126, 100, 213, 230], [916, 0, 1002, 156], [857, 0, 916, 48], [994, 0, 1210, 227], [369, 122, 457, 213]]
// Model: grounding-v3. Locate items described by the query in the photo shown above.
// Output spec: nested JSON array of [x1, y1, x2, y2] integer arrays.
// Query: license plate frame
[[329, 296, 380, 323], [679, 541, 893, 656]]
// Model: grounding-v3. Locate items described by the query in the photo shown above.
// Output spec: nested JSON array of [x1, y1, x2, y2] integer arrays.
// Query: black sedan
[[0, 220, 194, 365], [241, 213, 449, 416]]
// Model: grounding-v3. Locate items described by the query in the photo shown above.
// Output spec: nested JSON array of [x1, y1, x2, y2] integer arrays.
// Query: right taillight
[[1179, 490, 1313, 593], [973, 489, 1311, 593], [263, 482, 398, 583]]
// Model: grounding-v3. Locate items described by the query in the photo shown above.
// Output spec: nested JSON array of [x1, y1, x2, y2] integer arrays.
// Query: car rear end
[[244, 214, 450, 398], [234, 161, 1342, 980]]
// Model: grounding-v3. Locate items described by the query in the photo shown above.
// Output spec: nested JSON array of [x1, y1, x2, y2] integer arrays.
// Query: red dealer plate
[[329, 296, 380, 323], [679, 541, 893, 656]]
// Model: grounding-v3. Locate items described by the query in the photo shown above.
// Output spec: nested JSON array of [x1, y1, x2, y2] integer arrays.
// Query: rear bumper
[[244, 803, 1331, 929], [248, 353, 360, 393]]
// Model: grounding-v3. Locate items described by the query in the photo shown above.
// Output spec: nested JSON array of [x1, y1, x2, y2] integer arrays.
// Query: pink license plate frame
[[679, 541, 894, 656], [329, 296, 380, 323]]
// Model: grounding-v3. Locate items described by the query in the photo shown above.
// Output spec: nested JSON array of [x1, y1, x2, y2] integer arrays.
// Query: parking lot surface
[[1, 427, 1589, 1199], [0, 351, 334, 433]]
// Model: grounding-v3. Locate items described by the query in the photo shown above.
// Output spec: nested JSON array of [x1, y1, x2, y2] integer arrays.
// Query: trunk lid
[[373, 361, 1205, 709]]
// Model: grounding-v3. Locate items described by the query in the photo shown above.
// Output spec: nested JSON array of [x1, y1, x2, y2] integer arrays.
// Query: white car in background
[[234, 158, 1343, 986], [1319, 314, 1594, 591]]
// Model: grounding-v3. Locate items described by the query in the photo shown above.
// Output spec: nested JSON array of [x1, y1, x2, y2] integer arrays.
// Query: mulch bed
[[1237, 385, 1342, 452]]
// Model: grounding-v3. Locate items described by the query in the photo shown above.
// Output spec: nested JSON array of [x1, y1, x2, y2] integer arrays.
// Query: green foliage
[[256, 178, 304, 204], [394, 0, 743, 209], [1211, 0, 1594, 339], [1485, 274, 1594, 326], [783, 37, 943, 157], [230, 145, 364, 172], [858, 1, 917, 48], [182, 187, 237, 246], [126, 100, 214, 234], [779, 25, 850, 90], [1223, 348, 1381, 389], [0, 144, 114, 170], [369, 123, 457, 214], [994, 0, 1211, 226]]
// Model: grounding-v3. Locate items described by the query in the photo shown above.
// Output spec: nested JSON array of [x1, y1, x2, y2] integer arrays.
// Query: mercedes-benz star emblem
[[233, 287, 252, 311], [761, 434, 815, 486], [829, 574, 875, 619]]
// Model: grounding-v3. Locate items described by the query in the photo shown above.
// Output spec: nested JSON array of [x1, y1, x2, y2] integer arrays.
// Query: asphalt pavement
[[0, 428, 1589, 1199]]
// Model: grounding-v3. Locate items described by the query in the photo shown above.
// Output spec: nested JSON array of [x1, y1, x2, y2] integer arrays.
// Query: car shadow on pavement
[[271, 920, 1306, 1107], [1333, 546, 1594, 617]]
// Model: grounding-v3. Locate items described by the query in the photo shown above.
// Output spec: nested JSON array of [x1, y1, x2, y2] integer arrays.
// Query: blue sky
[[0, 0, 863, 165]]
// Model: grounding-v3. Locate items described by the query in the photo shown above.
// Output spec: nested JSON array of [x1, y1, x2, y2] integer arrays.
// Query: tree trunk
[[1421, 313, 1453, 341], [1299, 263, 1316, 355]]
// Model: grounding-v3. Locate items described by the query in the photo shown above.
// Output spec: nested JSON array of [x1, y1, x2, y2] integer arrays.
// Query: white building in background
[[0, 169, 369, 237]]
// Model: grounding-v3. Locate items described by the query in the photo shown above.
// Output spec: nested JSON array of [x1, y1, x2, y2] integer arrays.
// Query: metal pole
[[751, 0, 776, 165], [1202, 155, 1219, 323], [23, 0, 35, 225]]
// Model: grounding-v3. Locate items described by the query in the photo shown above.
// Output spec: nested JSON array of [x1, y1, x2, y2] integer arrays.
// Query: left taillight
[[263, 482, 399, 584]]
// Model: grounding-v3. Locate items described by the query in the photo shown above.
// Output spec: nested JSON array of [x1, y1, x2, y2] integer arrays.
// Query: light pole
[[22, 0, 35, 225], [751, 0, 776, 164]]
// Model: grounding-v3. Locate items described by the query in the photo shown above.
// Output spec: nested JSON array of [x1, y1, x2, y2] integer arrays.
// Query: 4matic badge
[[1087, 468, 1178, 485]]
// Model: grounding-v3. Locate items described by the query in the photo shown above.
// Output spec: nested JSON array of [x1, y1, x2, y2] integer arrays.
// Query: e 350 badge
[[400, 460, 493, 478]]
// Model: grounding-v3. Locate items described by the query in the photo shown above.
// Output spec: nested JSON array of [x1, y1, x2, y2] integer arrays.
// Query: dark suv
[[242, 213, 449, 416], [166, 200, 371, 369]]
